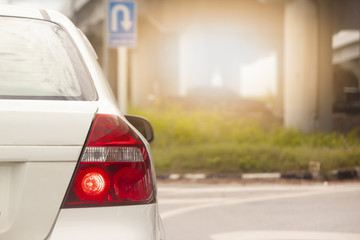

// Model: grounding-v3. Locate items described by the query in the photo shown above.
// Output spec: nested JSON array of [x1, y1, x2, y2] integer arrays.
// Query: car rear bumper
[[48, 203, 164, 240]]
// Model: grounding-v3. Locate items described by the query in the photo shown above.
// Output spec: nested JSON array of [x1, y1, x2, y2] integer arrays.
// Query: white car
[[0, 5, 165, 240]]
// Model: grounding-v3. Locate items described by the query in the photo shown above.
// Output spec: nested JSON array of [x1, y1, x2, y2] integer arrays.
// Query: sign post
[[108, 0, 136, 114]]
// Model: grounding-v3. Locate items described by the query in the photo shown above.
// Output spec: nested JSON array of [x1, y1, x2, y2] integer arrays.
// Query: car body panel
[[0, 162, 77, 240], [0, 146, 83, 162], [0, 100, 97, 146], [0, 100, 97, 240], [49, 204, 160, 240]]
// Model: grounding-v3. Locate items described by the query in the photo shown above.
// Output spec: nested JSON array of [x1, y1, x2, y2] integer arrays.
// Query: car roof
[[0, 4, 78, 37], [0, 4, 46, 19], [0, 4, 70, 24]]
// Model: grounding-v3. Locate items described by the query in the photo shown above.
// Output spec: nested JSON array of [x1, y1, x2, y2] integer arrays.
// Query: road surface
[[157, 181, 360, 240]]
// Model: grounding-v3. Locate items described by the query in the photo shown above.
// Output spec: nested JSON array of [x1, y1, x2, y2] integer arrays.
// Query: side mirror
[[125, 115, 154, 143]]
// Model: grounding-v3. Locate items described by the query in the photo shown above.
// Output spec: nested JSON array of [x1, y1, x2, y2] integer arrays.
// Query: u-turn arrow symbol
[[111, 4, 132, 32]]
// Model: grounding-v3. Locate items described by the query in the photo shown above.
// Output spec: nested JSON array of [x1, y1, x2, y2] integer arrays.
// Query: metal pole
[[117, 47, 128, 114], [103, 0, 109, 78]]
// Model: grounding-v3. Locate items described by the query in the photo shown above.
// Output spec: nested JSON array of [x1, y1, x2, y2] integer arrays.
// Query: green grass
[[129, 107, 360, 176]]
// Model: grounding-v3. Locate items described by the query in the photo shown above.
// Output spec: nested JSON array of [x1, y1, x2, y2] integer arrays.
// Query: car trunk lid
[[0, 100, 97, 240]]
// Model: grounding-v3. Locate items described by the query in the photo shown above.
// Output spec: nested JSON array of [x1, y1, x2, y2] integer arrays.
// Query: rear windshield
[[0, 17, 96, 100]]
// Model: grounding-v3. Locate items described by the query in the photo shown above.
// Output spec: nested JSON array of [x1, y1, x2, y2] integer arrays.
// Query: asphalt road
[[157, 181, 360, 240]]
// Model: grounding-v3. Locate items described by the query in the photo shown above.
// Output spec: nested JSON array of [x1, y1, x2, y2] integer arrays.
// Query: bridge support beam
[[284, 0, 333, 133]]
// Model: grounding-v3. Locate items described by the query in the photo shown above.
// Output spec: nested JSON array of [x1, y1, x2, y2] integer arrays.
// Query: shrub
[[130, 107, 360, 175]]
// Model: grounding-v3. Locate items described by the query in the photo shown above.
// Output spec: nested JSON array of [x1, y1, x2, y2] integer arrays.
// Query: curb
[[328, 167, 360, 180], [157, 168, 360, 181]]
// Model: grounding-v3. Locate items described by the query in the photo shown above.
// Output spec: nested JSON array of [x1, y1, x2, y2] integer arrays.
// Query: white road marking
[[159, 197, 236, 204], [158, 184, 360, 194], [160, 187, 360, 219], [210, 231, 360, 240]]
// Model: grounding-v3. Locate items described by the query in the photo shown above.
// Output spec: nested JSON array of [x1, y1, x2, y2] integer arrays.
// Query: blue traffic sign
[[108, 0, 136, 47]]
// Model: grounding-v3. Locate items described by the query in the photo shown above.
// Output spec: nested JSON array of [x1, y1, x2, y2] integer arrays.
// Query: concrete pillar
[[315, 0, 333, 132], [284, 0, 318, 133]]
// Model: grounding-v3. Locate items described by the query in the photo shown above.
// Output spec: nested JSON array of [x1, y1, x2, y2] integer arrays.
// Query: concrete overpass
[[62, 0, 360, 133]]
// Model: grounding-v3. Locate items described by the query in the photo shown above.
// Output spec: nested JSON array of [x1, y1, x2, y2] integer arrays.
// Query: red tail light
[[61, 114, 155, 208]]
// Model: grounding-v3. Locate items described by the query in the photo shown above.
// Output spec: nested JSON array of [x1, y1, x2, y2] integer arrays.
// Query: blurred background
[[2, 0, 360, 179], [2, 1, 360, 239]]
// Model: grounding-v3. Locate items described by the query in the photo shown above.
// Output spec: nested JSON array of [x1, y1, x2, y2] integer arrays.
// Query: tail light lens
[[61, 114, 155, 208]]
